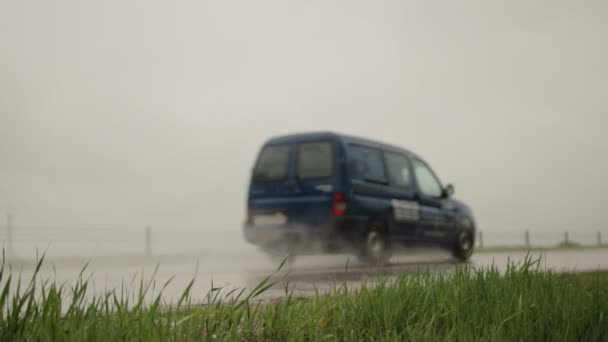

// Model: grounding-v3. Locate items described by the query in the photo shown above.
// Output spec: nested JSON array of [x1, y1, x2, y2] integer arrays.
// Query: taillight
[[332, 193, 347, 216]]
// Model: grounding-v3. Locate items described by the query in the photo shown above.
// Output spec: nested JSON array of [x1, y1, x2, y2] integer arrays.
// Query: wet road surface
[[6, 248, 608, 305]]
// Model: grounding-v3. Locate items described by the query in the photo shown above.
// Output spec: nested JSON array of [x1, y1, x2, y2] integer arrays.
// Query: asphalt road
[[6, 248, 608, 305]]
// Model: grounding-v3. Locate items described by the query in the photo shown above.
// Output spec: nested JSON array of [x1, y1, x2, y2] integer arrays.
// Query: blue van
[[243, 132, 476, 264]]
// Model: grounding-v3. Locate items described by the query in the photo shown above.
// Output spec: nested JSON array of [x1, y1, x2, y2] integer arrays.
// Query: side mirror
[[443, 183, 455, 198]]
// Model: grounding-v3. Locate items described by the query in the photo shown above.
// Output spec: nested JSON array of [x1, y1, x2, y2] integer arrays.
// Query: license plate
[[253, 212, 287, 226]]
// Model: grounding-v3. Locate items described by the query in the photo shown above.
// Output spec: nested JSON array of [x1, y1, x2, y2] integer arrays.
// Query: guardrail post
[[525, 230, 530, 248], [564, 230, 569, 245], [145, 226, 151, 256], [598, 231, 602, 246]]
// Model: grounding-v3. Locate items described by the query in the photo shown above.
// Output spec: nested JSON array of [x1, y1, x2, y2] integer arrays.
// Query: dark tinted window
[[348, 145, 387, 183], [297, 142, 334, 179], [384, 152, 413, 189], [253, 145, 290, 182]]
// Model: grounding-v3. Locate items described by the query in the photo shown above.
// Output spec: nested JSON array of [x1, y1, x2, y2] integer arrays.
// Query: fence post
[[6, 213, 13, 258], [525, 230, 530, 248], [564, 230, 569, 245], [478, 231, 483, 248], [145, 226, 151, 256], [598, 231, 602, 246]]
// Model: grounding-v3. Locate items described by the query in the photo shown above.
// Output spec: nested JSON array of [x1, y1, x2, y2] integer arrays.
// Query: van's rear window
[[253, 145, 290, 182], [297, 142, 334, 179]]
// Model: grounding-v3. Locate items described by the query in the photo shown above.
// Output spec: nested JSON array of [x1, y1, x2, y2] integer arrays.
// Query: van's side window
[[413, 159, 443, 197], [384, 152, 413, 189], [298, 142, 334, 179], [253, 145, 290, 182], [349, 145, 387, 184]]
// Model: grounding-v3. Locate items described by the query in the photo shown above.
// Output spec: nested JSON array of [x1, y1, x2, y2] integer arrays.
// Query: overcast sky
[[1, 0, 607, 236]]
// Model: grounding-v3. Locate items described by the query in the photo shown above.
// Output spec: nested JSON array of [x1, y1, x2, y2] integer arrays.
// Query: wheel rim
[[459, 231, 472, 255], [367, 231, 384, 261]]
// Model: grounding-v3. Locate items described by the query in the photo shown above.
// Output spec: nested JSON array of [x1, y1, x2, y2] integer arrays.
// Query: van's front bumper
[[243, 216, 367, 253]]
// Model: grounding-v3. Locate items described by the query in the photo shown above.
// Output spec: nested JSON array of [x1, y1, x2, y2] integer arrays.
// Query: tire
[[358, 220, 391, 266], [452, 230, 474, 262]]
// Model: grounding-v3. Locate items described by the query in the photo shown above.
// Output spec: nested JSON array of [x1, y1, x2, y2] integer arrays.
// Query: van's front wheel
[[452, 230, 474, 262], [358, 220, 391, 266]]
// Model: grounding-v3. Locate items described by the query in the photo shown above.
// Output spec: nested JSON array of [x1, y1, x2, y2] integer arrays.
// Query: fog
[[1, 1, 607, 254]]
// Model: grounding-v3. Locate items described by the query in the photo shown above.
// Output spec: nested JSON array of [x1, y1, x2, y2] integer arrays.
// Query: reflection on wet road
[[7, 248, 608, 304], [242, 248, 608, 301]]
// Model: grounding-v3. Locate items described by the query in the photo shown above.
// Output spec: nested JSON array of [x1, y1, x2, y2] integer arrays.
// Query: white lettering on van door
[[391, 200, 420, 222], [315, 184, 333, 193]]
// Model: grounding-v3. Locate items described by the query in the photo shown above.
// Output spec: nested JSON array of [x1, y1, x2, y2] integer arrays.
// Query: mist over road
[[8, 248, 608, 305]]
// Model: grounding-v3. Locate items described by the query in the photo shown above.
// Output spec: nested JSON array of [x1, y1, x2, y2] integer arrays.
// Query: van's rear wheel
[[452, 230, 474, 262], [358, 220, 391, 266]]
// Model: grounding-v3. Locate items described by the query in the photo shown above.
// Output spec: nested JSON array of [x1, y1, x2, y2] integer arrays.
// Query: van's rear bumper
[[243, 216, 366, 253]]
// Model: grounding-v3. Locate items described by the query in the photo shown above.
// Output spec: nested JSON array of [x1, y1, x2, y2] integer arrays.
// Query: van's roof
[[264, 131, 419, 159]]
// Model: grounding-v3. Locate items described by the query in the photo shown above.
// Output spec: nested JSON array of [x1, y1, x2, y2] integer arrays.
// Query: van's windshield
[[253, 145, 290, 182]]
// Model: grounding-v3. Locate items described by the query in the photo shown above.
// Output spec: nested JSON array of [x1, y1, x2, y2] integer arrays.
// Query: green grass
[[1, 255, 607, 341]]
